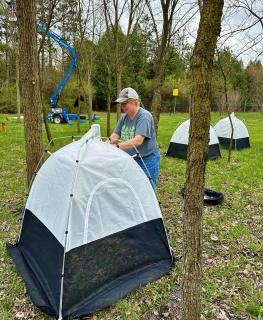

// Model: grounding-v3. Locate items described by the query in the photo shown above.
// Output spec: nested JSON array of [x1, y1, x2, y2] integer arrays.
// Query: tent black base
[[218, 137, 250, 150], [73, 259, 173, 319], [7, 211, 175, 319], [166, 142, 221, 160], [7, 243, 58, 316]]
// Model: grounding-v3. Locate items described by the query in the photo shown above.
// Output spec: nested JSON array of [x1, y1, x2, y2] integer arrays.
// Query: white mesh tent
[[7, 125, 174, 320], [214, 113, 250, 149], [166, 119, 221, 160]]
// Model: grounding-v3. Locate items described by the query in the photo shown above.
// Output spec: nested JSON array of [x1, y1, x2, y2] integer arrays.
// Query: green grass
[[0, 112, 262, 319]]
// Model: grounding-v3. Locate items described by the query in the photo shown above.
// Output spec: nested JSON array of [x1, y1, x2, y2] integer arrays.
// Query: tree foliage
[[0, 0, 262, 114]]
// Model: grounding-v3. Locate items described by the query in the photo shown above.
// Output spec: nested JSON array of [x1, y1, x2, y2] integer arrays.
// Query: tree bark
[[17, 0, 44, 186], [216, 50, 234, 162], [148, 0, 177, 134], [48, 38, 53, 67], [182, 1, 224, 320], [5, 26, 10, 86], [103, 0, 142, 123], [87, 67, 93, 127], [116, 63, 122, 121], [151, 64, 164, 133], [16, 47, 21, 122], [106, 64, 112, 137]]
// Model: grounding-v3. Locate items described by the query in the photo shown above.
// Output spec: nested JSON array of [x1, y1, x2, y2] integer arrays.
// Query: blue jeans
[[134, 150, 160, 191]]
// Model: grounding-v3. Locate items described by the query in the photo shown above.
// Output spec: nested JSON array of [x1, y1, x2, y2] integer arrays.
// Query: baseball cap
[[114, 87, 139, 103]]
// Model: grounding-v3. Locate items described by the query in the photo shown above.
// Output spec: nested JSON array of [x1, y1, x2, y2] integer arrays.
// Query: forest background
[[0, 0, 262, 117]]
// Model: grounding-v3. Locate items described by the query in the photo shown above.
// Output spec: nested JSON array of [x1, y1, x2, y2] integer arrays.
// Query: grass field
[[0, 112, 262, 320]]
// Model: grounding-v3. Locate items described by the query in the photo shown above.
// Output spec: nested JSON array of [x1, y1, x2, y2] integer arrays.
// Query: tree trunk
[[43, 105, 53, 145], [227, 112, 234, 162], [243, 100, 247, 113], [106, 65, 112, 137], [182, 1, 224, 320], [16, 47, 21, 122], [17, 0, 44, 187], [149, 0, 173, 134], [48, 38, 53, 67], [78, 71, 92, 128], [114, 6, 121, 122], [41, 45, 45, 72], [116, 57, 122, 121], [87, 67, 93, 126], [216, 48, 234, 162], [5, 28, 10, 86], [151, 68, 163, 133], [37, 0, 53, 147]]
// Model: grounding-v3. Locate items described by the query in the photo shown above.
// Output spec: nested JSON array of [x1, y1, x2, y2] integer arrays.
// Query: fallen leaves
[[211, 234, 219, 242], [0, 221, 10, 233], [12, 297, 37, 319], [216, 309, 229, 320]]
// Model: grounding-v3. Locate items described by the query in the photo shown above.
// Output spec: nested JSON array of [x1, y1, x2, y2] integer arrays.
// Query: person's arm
[[106, 115, 123, 143], [118, 135, 145, 149], [107, 133, 120, 144]]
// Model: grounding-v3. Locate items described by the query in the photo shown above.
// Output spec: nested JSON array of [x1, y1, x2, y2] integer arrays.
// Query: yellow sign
[[173, 88, 179, 96]]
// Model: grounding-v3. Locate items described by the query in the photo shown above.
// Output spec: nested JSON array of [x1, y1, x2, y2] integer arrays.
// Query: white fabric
[[214, 113, 249, 139], [170, 119, 219, 145], [26, 125, 162, 252]]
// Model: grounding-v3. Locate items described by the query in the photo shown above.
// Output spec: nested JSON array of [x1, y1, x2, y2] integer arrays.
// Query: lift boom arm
[[37, 22, 77, 109]]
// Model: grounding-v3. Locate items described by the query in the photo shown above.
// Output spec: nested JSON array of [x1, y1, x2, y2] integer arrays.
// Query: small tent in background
[[7, 125, 174, 320], [214, 113, 250, 149], [166, 119, 221, 160]]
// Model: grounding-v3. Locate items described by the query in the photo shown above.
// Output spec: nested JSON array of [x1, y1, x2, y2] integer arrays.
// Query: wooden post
[[2, 122, 7, 133]]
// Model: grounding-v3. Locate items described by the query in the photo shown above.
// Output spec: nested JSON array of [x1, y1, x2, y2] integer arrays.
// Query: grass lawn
[[0, 112, 262, 320]]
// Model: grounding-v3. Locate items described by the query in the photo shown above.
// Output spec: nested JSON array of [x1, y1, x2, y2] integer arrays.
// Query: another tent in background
[[166, 119, 221, 160], [7, 125, 174, 320], [214, 113, 250, 149]]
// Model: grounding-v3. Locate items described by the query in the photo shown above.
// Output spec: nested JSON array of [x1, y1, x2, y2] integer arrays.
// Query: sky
[[185, 0, 263, 66], [118, 0, 262, 66]]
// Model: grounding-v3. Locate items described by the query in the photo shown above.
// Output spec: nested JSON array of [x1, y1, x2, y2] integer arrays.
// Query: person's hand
[[106, 138, 111, 144]]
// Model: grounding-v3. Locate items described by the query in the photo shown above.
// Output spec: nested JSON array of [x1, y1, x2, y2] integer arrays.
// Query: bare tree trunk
[[182, 1, 224, 320], [16, 47, 21, 122], [38, 0, 60, 145], [216, 50, 234, 162], [39, 24, 53, 144], [78, 72, 92, 128], [147, 0, 177, 134], [106, 65, 112, 137], [41, 46, 45, 71], [48, 38, 53, 67], [43, 105, 53, 144], [77, 106, 81, 134], [5, 29, 10, 86], [227, 112, 234, 162], [17, 0, 44, 186], [87, 67, 93, 124], [151, 66, 164, 133], [116, 63, 122, 121], [243, 100, 247, 113], [103, 0, 143, 123]]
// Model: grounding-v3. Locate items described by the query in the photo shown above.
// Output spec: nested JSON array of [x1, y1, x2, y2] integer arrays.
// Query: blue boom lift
[[37, 22, 86, 124], [6, 0, 92, 125]]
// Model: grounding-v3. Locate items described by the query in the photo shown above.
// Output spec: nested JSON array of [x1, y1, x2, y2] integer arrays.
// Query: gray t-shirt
[[114, 107, 159, 157]]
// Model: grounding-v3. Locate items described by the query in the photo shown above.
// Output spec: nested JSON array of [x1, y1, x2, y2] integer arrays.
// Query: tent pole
[[57, 139, 89, 319]]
